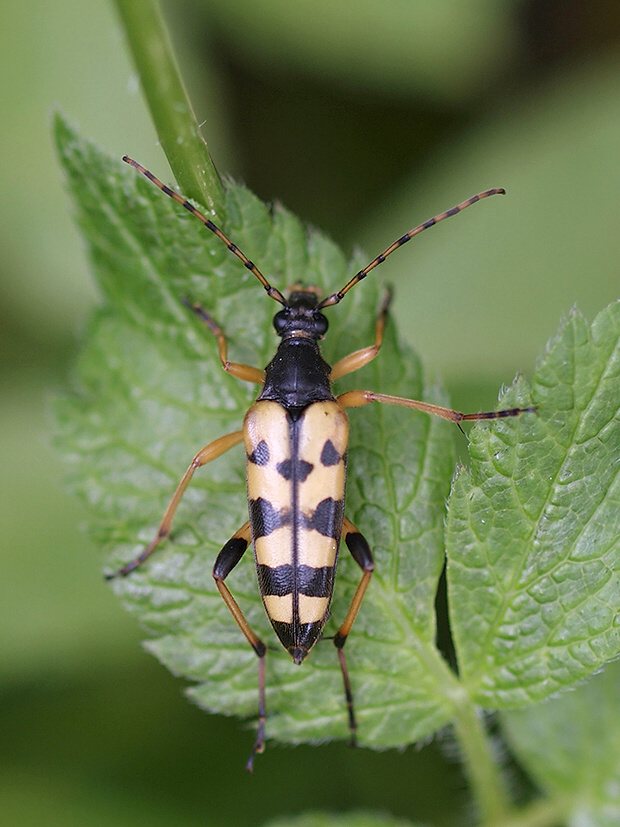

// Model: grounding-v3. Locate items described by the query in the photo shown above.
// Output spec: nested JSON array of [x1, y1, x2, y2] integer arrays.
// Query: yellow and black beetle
[[110, 158, 535, 770]]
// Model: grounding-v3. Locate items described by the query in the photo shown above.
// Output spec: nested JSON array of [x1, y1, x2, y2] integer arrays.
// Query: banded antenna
[[316, 188, 504, 309], [123, 156, 503, 313]]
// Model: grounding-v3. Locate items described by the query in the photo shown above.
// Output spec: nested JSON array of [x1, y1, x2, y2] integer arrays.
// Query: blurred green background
[[2, 1, 620, 824]]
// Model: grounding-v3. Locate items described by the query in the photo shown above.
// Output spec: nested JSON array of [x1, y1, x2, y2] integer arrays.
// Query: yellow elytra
[[245, 400, 349, 659]]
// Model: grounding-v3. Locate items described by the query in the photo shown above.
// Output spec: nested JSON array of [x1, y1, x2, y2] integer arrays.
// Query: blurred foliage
[[2, 0, 620, 824], [194, 0, 521, 102], [502, 659, 620, 822]]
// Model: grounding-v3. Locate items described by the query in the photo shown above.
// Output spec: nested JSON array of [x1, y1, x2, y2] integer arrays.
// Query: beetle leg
[[330, 289, 392, 381], [333, 516, 375, 746], [184, 299, 266, 385], [212, 521, 268, 772], [338, 389, 535, 432], [106, 430, 244, 578]]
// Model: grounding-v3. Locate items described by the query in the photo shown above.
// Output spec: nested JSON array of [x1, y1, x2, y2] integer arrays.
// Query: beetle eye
[[273, 309, 289, 333], [314, 313, 328, 337]]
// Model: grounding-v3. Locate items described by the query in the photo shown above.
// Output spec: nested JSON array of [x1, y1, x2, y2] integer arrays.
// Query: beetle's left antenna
[[123, 157, 288, 307], [317, 188, 505, 309]]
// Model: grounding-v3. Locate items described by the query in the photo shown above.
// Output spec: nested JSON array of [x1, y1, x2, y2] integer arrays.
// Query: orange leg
[[338, 389, 536, 431], [330, 288, 534, 426], [330, 290, 392, 381], [184, 299, 265, 385], [107, 429, 244, 578]]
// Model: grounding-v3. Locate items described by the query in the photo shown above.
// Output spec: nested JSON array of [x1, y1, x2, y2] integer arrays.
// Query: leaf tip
[[52, 111, 77, 158]]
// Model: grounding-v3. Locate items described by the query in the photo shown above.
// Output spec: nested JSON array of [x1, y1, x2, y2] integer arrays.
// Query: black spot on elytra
[[249, 498, 290, 537], [271, 620, 325, 660], [297, 565, 335, 597], [248, 439, 270, 466], [277, 458, 313, 482], [305, 498, 344, 538], [320, 439, 340, 466], [257, 564, 293, 596]]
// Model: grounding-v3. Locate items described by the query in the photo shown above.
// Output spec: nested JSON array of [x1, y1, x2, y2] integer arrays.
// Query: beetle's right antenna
[[123, 157, 288, 307], [317, 188, 505, 310]]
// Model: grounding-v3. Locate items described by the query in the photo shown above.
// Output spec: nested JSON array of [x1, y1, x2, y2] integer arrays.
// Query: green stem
[[450, 697, 513, 825], [487, 796, 569, 827], [406, 633, 513, 823], [113, 0, 224, 216]]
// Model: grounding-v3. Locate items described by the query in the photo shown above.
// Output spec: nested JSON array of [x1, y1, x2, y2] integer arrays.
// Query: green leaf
[[448, 301, 620, 705], [501, 659, 620, 825], [55, 116, 458, 748]]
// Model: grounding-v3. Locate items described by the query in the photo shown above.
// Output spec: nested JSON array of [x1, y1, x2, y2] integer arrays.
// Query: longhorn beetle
[[110, 157, 535, 770]]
